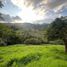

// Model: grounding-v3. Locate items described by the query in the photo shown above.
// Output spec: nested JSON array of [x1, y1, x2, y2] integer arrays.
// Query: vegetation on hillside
[[0, 23, 48, 45]]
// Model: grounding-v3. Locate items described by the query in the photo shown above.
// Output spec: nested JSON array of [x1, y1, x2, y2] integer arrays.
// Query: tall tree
[[0, 1, 4, 20], [47, 17, 67, 52], [0, 1, 3, 8]]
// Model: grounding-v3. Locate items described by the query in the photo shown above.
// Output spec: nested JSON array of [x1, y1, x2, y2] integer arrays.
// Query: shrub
[[0, 38, 7, 46], [24, 38, 42, 45]]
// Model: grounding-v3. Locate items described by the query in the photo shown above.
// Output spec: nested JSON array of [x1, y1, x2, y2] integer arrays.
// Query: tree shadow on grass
[[50, 48, 67, 61], [7, 58, 17, 67], [19, 53, 41, 65], [6, 53, 42, 67], [0, 57, 4, 63]]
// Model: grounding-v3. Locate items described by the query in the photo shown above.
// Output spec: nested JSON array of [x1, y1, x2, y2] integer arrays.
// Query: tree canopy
[[47, 17, 67, 52]]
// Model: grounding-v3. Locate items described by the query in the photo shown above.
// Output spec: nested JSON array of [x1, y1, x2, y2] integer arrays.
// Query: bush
[[0, 38, 7, 46], [49, 40, 64, 45], [24, 38, 42, 45]]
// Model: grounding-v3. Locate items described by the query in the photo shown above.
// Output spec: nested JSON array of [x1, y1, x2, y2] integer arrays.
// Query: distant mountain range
[[0, 13, 50, 30], [3, 23, 49, 31]]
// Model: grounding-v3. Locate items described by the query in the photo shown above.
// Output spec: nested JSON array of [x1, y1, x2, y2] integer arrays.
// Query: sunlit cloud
[[9, 0, 67, 22], [11, 0, 46, 22]]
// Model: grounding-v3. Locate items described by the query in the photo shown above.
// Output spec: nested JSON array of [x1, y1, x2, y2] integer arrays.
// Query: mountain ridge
[[2, 23, 49, 30]]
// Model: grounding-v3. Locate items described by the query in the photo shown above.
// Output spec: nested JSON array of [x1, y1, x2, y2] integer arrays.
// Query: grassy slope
[[0, 44, 67, 67]]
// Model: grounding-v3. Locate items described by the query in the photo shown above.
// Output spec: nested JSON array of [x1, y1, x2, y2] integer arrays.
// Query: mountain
[[0, 13, 49, 30], [3, 23, 49, 31]]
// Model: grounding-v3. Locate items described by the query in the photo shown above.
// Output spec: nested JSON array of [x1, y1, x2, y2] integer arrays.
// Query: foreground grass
[[0, 44, 67, 67]]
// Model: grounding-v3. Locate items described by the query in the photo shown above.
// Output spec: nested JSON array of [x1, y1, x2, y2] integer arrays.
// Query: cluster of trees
[[0, 23, 16, 46], [0, 23, 48, 46], [15, 30, 47, 44], [47, 17, 67, 52]]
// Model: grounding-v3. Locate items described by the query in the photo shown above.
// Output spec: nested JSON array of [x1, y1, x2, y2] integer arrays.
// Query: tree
[[0, 1, 3, 8], [0, 23, 17, 45], [0, 1, 4, 20], [47, 17, 67, 52]]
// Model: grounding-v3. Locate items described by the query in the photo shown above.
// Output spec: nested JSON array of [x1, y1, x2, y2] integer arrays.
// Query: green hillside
[[0, 44, 67, 67]]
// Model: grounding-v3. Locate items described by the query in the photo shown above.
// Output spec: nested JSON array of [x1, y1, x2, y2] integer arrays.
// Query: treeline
[[0, 21, 64, 46], [0, 23, 48, 46]]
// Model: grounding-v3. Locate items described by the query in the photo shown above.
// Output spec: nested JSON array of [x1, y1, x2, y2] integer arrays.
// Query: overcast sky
[[0, 0, 67, 23]]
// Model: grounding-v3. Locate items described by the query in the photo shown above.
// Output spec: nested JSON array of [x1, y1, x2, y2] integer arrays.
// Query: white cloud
[[11, 0, 46, 22], [11, 0, 67, 22], [53, 2, 67, 13]]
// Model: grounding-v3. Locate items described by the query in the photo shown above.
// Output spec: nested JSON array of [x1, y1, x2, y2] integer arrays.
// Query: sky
[[0, 0, 67, 23]]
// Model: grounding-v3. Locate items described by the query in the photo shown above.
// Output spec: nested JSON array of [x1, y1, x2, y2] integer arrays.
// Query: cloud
[[11, 0, 67, 13], [0, 13, 22, 23], [22, 0, 67, 9], [11, 0, 46, 22], [53, 2, 67, 13], [11, 0, 67, 22], [46, 0, 67, 9]]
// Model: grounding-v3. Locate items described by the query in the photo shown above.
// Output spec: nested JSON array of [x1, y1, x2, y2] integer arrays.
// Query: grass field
[[0, 44, 67, 67]]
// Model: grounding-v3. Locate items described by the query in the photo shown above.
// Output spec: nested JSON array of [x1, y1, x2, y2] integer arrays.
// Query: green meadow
[[0, 44, 67, 67]]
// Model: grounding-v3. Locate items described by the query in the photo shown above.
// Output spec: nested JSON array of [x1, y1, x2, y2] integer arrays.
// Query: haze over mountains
[[0, 13, 50, 30], [3, 22, 49, 31]]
